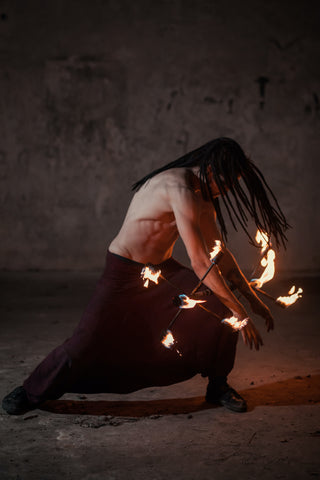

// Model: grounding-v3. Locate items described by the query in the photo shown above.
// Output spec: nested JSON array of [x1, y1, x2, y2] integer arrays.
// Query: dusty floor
[[0, 271, 319, 480]]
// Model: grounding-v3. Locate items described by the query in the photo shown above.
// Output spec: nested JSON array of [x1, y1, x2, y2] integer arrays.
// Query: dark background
[[1, 4, 319, 478], [1, 0, 319, 273]]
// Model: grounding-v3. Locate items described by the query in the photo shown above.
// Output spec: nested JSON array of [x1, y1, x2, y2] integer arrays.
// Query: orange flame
[[209, 240, 222, 261], [161, 330, 175, 349], [178, 294, 206, 309], [222, 316, 249, 331], [251, 248, 276, 288], [276, 285, 303, 307], [255, 229, 270, 254], [141, 266, 161, 288]]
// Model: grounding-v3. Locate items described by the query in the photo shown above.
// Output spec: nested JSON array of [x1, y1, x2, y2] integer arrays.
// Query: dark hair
[[132, 137, 290, 248]]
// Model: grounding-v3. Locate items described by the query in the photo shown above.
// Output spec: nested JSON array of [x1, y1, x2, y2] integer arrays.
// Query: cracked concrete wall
[[0, 0, 319, 272]]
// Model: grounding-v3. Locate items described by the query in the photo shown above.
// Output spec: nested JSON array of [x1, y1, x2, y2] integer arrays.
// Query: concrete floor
[[0, 271, 319, 480]]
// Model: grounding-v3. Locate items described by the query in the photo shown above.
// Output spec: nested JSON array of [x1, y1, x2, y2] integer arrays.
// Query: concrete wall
[[0, 0, 319, 273]]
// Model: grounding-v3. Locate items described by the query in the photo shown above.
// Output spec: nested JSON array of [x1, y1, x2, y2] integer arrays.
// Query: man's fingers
[[252, 302, 275, 332], [245, 327, 253, 349], [252, 324, 263, 350], [264, 312, 274, 332], [254, 331, 262, 350], [250, 327, 259, 350], [242, 321, 263, 351], [241, 329, 251, 349], [267, 321, 274, 332], [256, 330, 263, 349], [268, 316, 274, 331]]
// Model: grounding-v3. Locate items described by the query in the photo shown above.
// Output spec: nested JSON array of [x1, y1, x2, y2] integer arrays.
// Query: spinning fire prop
[[140, 233, 303, 355], [141, 241, 230, 352], [250, 230, 303, 308]]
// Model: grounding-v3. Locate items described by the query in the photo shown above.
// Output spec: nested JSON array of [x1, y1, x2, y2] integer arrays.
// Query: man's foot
[[2, 386, 36, 415], [206, 381, 247, 412]]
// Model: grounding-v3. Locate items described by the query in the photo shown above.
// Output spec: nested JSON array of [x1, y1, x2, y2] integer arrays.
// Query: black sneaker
[[206, 381, 247, 413], [2, 386, 36, 415]]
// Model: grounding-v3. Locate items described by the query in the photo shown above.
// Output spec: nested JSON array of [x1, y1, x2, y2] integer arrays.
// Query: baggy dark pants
[[24, 252, 238, 405]]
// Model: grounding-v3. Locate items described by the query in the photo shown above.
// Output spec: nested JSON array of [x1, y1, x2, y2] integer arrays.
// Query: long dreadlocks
[[132, 137, 290, 248]]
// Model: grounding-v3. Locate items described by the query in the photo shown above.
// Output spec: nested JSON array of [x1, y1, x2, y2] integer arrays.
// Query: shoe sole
[[205, 395, 247, 413], [220, 399, 247, 412]]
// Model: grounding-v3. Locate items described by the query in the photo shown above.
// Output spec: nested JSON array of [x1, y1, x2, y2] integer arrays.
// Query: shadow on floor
[[40, 374, 320, 416]]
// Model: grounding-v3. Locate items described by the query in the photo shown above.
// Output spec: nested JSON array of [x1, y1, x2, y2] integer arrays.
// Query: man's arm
[[169, 185, 263, 350], [199, 206, 274, 332], [218, 249, 274, 331]]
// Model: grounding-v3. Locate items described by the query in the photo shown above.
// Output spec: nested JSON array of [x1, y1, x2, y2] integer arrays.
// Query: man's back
[[109, 168, 206, 264]]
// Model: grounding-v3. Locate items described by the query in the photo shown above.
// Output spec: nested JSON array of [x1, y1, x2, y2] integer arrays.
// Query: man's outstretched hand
[[241, 317, 263, 351]]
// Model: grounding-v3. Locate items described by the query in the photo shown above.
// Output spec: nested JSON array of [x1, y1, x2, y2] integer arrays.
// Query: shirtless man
[[110, 167, 272, 351], [2, 137, 289, 415]]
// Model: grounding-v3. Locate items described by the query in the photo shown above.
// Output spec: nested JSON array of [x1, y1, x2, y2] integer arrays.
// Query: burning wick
[[250, 230, 275, 288], [177, 294, 206, 309], [276, 285, 303, 307], [209, 240, 222, 262], [141, 265, 161, 288], [250, 229, 303, 308], [190, 240, 224, 296], [251, 241, 276, 288], [222, 316, 249, 331], [161, 239, 225, 350], [161, 330, 175, 349], [161, 330, 182, 356], [251, 285, 303, 309], [255, 229, 270, 254]]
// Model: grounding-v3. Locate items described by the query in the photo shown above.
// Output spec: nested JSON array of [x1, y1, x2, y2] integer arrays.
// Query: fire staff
[[2, 137, 290, 415]]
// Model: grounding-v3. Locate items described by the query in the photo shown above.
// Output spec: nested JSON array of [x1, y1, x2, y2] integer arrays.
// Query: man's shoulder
[[159, 169, 208, 214], [154, 167, 186, 182], [156, 168, 195, 192]]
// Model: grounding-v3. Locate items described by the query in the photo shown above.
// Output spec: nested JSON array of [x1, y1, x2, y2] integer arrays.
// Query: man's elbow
[[191, 256, 210, 276]]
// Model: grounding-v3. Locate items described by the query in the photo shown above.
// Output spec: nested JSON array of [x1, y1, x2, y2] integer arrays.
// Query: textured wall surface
[[0, 0, 319, 272]]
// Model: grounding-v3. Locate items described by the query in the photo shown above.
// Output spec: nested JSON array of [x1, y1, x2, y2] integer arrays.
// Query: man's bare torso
[[109, 168, 209, 264]]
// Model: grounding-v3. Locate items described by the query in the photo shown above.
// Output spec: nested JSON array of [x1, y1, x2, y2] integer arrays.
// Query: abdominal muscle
[[109, 218, 179, 264]]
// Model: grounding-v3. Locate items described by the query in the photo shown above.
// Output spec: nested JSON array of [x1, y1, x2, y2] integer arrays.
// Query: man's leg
[[2, 344, 73, 415], [205, 375, 247, 412], [205, 327, 247, 412]]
